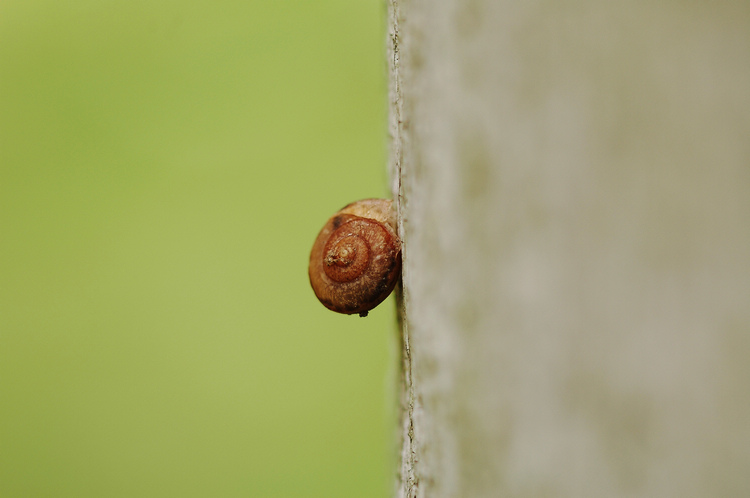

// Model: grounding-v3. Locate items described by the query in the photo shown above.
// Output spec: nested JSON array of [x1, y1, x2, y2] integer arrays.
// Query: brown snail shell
[[308, 199, 401, 317]]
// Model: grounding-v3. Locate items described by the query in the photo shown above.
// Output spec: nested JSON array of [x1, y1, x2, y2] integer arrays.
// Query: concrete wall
[[388, 1, 750, 496]]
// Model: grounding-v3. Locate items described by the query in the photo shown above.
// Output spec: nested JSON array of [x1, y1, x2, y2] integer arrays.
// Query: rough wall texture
[[388, 1, 750, 497]]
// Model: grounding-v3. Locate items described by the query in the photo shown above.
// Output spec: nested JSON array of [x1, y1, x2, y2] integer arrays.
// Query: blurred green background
[[0, 1, 395, 497]]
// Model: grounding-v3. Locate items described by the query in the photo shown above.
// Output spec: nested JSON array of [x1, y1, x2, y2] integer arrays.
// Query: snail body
[[309, 199, 401, 317]]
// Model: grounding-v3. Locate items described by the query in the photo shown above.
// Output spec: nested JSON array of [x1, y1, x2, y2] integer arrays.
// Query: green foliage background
[[0, 1, 394, 496]]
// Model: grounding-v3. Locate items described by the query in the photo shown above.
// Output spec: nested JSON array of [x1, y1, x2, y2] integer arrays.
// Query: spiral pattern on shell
[[309, 199, 401, 316]]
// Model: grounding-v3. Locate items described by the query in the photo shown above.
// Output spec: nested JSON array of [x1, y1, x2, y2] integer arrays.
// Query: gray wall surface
[[388, 1, 750, 496]]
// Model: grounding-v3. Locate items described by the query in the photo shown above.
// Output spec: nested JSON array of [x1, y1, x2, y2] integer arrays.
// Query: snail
[[309, 198, 401, 317]]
